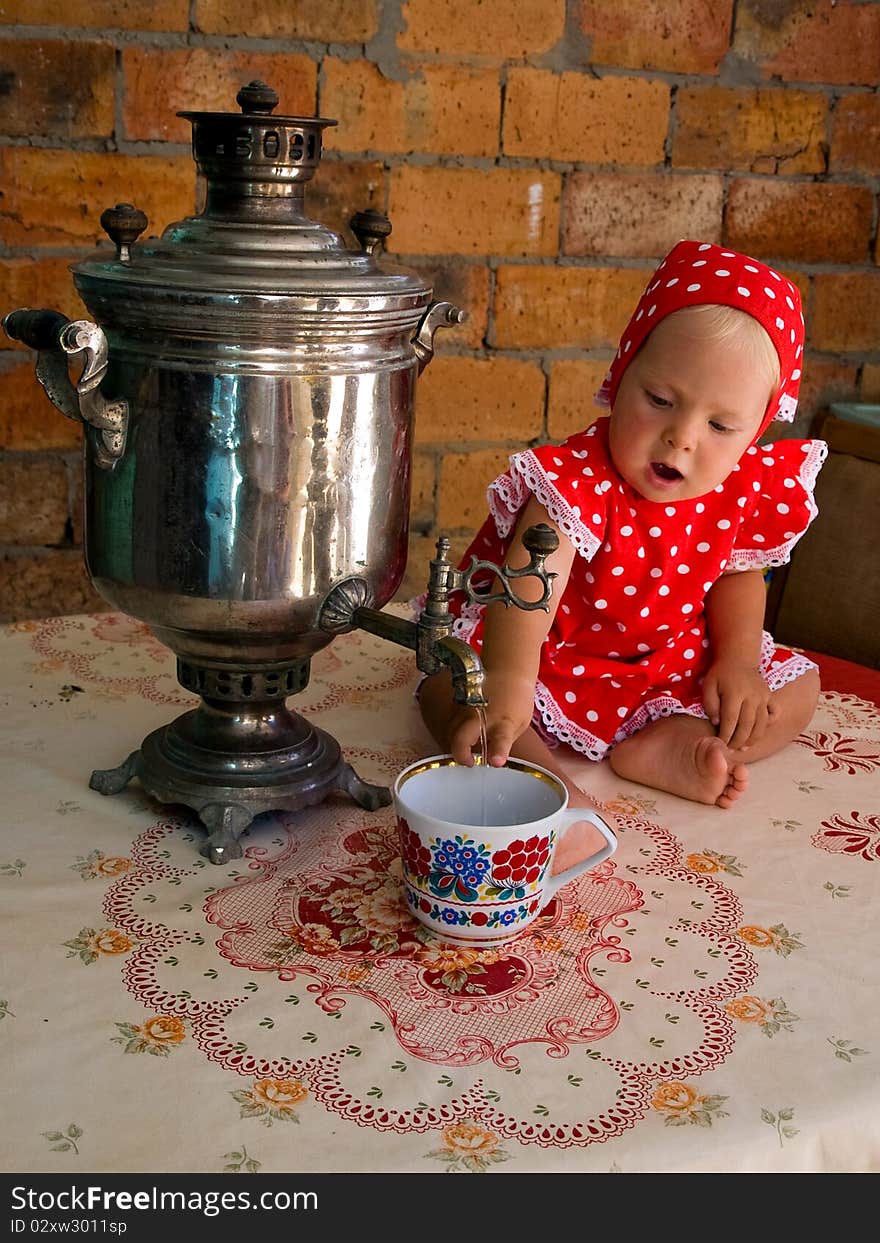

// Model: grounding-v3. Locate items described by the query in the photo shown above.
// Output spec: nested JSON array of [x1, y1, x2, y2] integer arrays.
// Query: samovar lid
[[71, 81, 429, 307]]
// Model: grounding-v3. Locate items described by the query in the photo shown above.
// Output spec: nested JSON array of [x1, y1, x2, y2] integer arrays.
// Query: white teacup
[[393, 755, 617, 946]]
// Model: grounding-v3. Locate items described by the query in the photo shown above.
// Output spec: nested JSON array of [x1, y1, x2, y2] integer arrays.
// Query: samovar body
[[81, 291, 419, 666]]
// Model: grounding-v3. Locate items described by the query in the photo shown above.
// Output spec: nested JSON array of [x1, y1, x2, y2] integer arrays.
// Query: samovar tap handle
[[3, 308, 128, 469]]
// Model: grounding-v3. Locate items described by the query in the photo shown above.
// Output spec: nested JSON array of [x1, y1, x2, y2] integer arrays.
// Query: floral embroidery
[[737, 924, 803, 956], [651, 1082, 729, 1127], [41, 1124, 83, 1155], [827, 1038, 869, 1063], [686, 850, 744, 877], [71, 850, 132, 880], [414, 944, 504, 994], [223, 1145, 262, 1174], [0, 1000, 14, 1020], [604, 792, 657, 816], [63, 927, 135, 963], [1, 859, 26, 877], [797, 731, 880, 775], [231, 1078, 309, 1126], [761, 1106, 798, 1147], [725, 996, 799, 1037], [813, 811, 880, 862], [426, 1120, 511, 1171], [112, 1015, 186, 1056]]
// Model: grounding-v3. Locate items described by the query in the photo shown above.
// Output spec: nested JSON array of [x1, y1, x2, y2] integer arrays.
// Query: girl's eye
[[647, 391, 671, 408], [709, 420, 732, 433]]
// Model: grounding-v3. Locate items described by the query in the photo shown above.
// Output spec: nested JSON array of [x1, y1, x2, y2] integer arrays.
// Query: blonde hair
[[667, 304, 780, 394]]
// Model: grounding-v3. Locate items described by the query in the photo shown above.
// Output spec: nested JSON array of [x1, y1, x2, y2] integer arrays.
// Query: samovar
[[5, 82, 557, 862]]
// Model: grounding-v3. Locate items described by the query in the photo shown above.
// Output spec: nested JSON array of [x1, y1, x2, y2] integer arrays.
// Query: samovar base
[[88, 676, 391, 863]]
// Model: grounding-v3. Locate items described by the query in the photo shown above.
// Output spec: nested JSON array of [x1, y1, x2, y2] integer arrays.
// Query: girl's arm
[[449, 495, 576, 767], [703, 568, 774, 749]]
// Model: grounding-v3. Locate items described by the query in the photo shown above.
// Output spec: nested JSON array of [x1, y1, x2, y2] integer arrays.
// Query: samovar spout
[[430, 635, 487, 708], [318, 523, 560, 709]]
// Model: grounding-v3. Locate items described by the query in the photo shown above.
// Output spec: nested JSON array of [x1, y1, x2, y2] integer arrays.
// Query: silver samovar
[[5, 82, 556, 862]]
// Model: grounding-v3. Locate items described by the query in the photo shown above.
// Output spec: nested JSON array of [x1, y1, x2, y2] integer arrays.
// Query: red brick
[[861, 364, 880, 403], [0, 550, 107, 622], [0, 149, 196, 249], [415, 356, 545, 446], [0, 360, 82, 450], [830, 94, 880, 174], [0, 39, 115, 139], [734, 0, 880, 86], [0, 1, 188, 28], [0, 258, 89, 353], [788, 356, 858, 428], [404, 260, 490, 352], [493, 265, 649, 351], [437, 447, 512, 533], [503, 69, 668, 164], [812, 273, 880, 353], [398, 531, 473, 602], [547, 359, 610, 441], [194, 0, 378, 40], [122, 48, 317, 144], [577, 0, 734, 74], [389, 167, 560, 257], [322, 59, 500, 159], [309, 159, 387, 247], [563, 172, 723, 257], [725, 179, 873, 264], [0, 456, 70, 545], [673, 86, 827, 175], [399, 0, 565, 58]]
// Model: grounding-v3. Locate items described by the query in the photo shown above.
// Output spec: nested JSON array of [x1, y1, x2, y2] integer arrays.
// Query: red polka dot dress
[[447, 240, 828, 762], [452, 419, 825, 761]]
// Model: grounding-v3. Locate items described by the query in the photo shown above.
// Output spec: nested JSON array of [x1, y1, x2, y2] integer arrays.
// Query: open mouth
[[650, 461, 683, 483]]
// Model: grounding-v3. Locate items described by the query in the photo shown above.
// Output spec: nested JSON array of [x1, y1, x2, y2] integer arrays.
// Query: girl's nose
[[663, 415, 697, 452]]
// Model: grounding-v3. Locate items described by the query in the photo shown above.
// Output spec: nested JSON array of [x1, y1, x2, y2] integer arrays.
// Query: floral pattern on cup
[[405, 885, 541, 931], [397, 817, 553, 903]]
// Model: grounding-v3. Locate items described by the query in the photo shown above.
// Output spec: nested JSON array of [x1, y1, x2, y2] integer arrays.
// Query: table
[[1, 609, 879, 1175]]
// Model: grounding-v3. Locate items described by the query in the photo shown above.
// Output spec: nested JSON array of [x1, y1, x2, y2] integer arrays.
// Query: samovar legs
[[88, 694, 391, 863]]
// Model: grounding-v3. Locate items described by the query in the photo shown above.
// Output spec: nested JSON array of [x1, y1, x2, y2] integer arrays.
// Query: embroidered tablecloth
[[1, 610, 878, 1174]]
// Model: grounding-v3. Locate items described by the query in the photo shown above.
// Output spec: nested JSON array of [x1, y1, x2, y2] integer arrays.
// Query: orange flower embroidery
[[252, 1078, 308, 1112], [94, 856, 132, 878], [725, 996, 768, 1024], [442, 1121, 500, 1157], [738, 925, 775, 947], [569, 912, 593, 932], [651, 1081, 729, 1127], [232, 1078, 309, 1126], [652, 1082, 699, 1115], [427, 1120, 511, 1170], [142, 1015, 186, 1047], [417, 946, 481, 973], [686, 852, 719, 873], [92, 929, 134, 955], [338, 965, 371, 983]]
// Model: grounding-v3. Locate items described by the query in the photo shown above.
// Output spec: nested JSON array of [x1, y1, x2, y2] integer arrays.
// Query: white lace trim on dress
[[728, 439, 828, 572], [487, 450, 603, 560]]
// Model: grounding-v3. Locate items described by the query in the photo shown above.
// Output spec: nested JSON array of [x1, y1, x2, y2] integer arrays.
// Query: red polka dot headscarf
[[596, 239, 804, 438]]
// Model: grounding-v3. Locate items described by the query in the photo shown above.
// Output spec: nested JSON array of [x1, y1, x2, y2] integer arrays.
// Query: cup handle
[[542, 809, 617, 902]]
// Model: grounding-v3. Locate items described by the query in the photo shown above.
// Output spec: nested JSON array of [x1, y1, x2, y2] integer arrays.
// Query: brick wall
[[1, 0, 878, 619]]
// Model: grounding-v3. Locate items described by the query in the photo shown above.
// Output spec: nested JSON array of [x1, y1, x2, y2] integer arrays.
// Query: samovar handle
[[2, 308, 128, 469], [412, 300, 467, 373]]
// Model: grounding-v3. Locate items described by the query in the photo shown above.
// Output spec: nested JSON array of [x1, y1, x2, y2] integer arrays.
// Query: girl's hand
[[447, 672, 537, 767], [702, 659, 775, 752]]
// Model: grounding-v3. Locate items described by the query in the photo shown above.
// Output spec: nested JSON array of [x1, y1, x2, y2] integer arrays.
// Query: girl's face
[[608, 312, 774, 503]]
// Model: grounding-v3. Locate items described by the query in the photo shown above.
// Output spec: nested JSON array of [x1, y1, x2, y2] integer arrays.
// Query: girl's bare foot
[[609, 717, 749, 808]]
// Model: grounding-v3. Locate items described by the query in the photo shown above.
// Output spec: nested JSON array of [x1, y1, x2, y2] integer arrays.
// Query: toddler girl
[[419, 240, 826, 852]]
